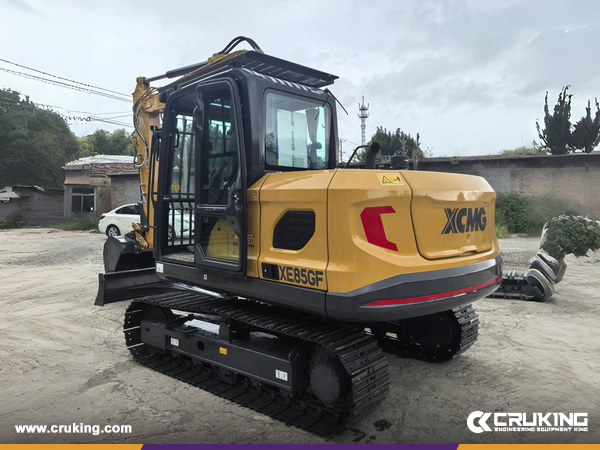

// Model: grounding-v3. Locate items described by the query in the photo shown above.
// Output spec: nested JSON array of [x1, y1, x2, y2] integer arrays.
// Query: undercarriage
[[124, 290, 479, 434]]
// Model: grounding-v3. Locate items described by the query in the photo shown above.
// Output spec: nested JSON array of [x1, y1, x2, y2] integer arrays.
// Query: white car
[[98, 204, 191, 239], [98, 204, 139, 237]]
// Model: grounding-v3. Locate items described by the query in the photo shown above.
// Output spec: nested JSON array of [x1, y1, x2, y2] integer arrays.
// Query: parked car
[[98, 204, 139, 237], [99, 204, 191, 239]]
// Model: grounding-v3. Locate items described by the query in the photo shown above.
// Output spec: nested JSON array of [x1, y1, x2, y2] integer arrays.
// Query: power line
[[95, 114, 132, 120], [0, 67, 131, 102], [34, 102, 133, 128], [0, 57, 129, 99], [34, 104, 130, 116], [340, 137, 361, 147], [1, 80, 133, 128], [83, 110, 131, 116], [89, 117, 133, 127]]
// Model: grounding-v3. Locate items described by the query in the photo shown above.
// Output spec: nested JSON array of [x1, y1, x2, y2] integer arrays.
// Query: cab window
[[265, 91, 330, 170]]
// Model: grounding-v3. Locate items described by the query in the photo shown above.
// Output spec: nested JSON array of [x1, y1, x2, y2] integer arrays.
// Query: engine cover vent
[[273, 211, 315, 250]]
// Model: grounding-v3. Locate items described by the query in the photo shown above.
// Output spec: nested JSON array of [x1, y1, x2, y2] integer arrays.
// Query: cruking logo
[[467, 411, 588, 433], [442, 207, 487, 234]]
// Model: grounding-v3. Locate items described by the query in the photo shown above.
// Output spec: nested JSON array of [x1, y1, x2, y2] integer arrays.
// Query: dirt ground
[[0, 228, 598, 444]]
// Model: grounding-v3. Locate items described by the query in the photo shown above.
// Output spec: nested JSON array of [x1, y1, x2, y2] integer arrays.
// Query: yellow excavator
[[96, 37, 502, 433]]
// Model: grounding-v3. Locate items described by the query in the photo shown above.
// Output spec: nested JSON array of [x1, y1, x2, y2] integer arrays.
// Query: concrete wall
[[94, 176, 113, 216], [0, 186, 65, 226], [110, 173, 140, 209], [412, 152, 600, 220]]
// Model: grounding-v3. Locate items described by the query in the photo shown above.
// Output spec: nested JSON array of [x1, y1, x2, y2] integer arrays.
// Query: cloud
[[508, 26, 600, 96], [3, 0, 600, 155], [7, 0, 42, 16]]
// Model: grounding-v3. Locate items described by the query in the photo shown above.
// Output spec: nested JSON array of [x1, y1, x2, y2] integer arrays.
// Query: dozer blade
[[96, 233, 173, 306], [95, 268, 173, 306]]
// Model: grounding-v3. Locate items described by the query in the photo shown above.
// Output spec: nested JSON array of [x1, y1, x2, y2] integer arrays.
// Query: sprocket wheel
[[308, 347, 352, 409]]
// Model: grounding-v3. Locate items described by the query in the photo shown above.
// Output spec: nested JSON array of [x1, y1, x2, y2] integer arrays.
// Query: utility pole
[[358, 94, 369, 146]]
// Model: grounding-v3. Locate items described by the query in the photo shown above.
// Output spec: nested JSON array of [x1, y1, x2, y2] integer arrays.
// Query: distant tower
[[358, 94, 369, 145]]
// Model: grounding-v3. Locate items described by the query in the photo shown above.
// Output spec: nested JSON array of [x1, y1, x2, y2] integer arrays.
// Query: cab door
[[193, 80, 247, 275]]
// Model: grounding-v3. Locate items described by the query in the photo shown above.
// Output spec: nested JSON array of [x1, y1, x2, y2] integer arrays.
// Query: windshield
[[265, 91, 331, 170]]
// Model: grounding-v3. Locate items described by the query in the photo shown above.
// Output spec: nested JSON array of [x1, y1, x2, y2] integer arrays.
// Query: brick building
[[63, 155, 139, 219]]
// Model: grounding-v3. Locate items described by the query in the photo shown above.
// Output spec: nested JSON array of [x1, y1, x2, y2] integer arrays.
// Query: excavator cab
[[96, 47, 340, 305], [152, 55, 340, 292]]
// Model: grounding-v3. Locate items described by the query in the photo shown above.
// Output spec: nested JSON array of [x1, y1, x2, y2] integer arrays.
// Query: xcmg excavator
[[96, 37, 502, 433]]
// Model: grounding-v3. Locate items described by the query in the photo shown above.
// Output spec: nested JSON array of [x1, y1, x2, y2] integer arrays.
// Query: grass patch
[[0, 212, 25, 229], [495, 224, 509, 239], [499, 145, 543, 155], [496, 192, 543, 236], [62, 217, 99, 232]]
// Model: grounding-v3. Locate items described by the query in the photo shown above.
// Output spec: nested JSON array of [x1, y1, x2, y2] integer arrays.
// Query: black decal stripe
[[326, 257, 502, 321]]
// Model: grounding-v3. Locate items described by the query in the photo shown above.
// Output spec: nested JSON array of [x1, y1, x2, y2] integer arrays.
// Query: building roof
[[63, 155, 136, 176], [0, 186, 20, 202], [65, 155, 135, 166], [90, 163, 136, 175], [1, 185, 63, 203]]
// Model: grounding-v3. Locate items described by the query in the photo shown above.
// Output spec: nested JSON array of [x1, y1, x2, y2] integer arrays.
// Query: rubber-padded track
[[487, 271, 537, 300], [375, 304, 480, 362], [124, 291, 390, 434]]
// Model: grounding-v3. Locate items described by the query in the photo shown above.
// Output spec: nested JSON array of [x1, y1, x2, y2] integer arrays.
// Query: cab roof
[[158, 51, 338, 94]]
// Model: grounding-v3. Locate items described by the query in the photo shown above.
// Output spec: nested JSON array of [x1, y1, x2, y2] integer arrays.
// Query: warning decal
[[377, 173, 404, 185]]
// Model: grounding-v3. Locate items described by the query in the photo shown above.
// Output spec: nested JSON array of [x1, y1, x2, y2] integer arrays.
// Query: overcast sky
[[2, 0, 600, 158]]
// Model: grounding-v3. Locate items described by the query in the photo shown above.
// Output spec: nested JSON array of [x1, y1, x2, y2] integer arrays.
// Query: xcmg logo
[[442, 207, 487, 234]]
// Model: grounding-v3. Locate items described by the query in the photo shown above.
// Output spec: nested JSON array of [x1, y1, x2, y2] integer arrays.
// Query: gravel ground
[[0, 229, 598, 444]]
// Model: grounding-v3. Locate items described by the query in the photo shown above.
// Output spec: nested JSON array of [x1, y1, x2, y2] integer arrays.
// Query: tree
[[110, 129, 135, 156], [0, 89, 79, 188], [76, 128, 135, 159], [536, 86, 600, 154], [359, 126, 424, 161], [570, 98, 600, 153], [499, 141, 543, 155]]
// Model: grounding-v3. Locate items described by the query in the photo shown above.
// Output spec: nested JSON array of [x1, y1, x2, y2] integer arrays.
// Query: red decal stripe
[[365, 274, 503, 306], [360, 206, 398, 251]]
